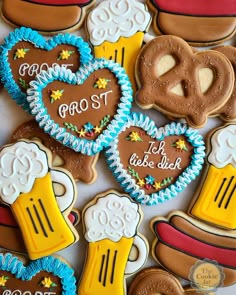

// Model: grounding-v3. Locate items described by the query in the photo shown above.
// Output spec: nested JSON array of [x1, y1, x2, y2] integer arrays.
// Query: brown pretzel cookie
[[151, 211, 236, 287], [11, 120, 98, 183], [128, 267, 206, 295], [135, 35, 234, 128], [1, 0, 96, 34], [211, 46, 236, 121], [147, 0, 236, 46]]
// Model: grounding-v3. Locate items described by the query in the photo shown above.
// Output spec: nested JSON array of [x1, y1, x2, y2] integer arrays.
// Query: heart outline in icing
[[105, 112, 205, 205], [27, 58, 133, 155], [0, 252, 76, 294], [0, 26, 93, 112]]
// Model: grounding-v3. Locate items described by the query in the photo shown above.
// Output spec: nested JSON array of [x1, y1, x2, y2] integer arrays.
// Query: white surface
[[0, 1, 235, 294]]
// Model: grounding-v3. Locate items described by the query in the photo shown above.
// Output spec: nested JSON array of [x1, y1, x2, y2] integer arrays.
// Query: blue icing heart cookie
[[0, 26, 92, 112], [0, 253, 76, 294], [105, 112, 205, 205], [27, 58, 133, 155]]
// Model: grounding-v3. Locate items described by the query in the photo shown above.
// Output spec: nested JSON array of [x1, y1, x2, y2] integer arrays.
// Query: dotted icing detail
[[105, 112, 206, 205], [0, 253, 76, 294], [0, 26, 93, 113], [27, 58, 133, 156]]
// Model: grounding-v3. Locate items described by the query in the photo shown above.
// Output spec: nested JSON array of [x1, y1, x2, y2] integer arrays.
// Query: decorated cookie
[[151, 211, 236, 288], [189, 124, 236, 230], [147, 0, 236, 46], [212, 46, 236, 121], [0, 139, 79, 260], [0, 252, 76, 294], [105, 113, 205, 205], [1, 0, 96, 34], [11, 119, 98, 183], [128, 267, 206, 295], [0, 203, 80, 253], [135, 35, 234, 128], [0, 27, 92, 112], [78, 190, 148, 295], [27, 58, 133, 155], [87, 0, 151, 90]]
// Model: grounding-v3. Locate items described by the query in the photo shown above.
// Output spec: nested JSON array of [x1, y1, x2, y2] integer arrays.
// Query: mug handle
[[50, 169, 76, 212], [125, 235, 148, 275]]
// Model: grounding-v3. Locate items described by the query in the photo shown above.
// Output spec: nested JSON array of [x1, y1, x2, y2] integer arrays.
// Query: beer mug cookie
[[189, 124, 236, 230], [0, 139, 79, 260], [79, 190, 148, 295], [1, 0, 96, 34], [147, 0, 236, 46], [86, 0, 151, 89]]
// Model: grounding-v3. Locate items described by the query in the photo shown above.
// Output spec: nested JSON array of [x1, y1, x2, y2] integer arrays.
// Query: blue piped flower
[[145, 175, 155, 185], [84, 122, 94, 132]]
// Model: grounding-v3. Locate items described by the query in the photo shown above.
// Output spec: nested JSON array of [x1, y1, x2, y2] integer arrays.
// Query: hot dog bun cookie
[[189, 124, 236, 230], [211, 46, 236, 122], [135, 35, 234, 128], [147, 0, 236, 46], [128, 267, 205, 295], [11, 119, 98, 183], [79, 190, 148, 295], [0, 252, 76, 294], [1, 0, 96, 34], [86, 0, 151, 90], [151, 211, 236, 288]]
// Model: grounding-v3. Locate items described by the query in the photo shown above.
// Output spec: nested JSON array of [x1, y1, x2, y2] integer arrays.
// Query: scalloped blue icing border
[[27, 58, 133, 156], [0, 26, 93, 113], [105, 112, 206, 205], [0, 253, 76, 294]]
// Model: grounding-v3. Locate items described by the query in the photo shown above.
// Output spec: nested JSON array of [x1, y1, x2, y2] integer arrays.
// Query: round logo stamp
[[189, 259, 225, 293]]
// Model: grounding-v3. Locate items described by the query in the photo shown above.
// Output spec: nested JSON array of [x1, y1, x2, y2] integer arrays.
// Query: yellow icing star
[[41, 277, 53, 288], [94, 78, 110, 89], [128, 131, 142, 142], [78, 129, 86, 137], [94, 126, 102, 134], [59, 50, 74, 60], [137, 178, 145, 187], [50, 90, 64, 102], [0, 276, 8, 287], [14, 48, 29, 59], [174, 139, 188, 151], [153, 182, 162, 190]]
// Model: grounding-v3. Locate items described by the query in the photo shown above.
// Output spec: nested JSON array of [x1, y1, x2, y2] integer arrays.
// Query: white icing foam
[[84, 193, 140, 242], [208, 125, 236, 168], [0, 141, 48, 204], [87, 0, 151, 45]]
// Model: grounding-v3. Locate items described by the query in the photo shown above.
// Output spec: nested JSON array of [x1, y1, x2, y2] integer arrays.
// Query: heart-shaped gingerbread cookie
[[105, 113, 205, 205], [135, 35, 234, 128], [27, 58, 133, 155], [0, 27, 92, 112], [0, 253, 76, 294]]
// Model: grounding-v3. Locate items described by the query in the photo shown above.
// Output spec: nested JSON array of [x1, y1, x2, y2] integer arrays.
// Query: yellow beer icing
[[191, 164, 236, 229], [12, 172, 76, 259], [93, 32, 144, 91], [79, 237, 133, 295]]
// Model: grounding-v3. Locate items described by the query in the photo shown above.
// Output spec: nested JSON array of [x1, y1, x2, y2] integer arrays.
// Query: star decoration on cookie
[[50, 89, 64, 103], [58, 50, 74, 60], [14, 48, 29, 59], [126, 131, 143, 142], [172, 139, 188, 151], [0, 275, 9, 287], [41, 277, 57, 289], [94, 78, 111, 89]]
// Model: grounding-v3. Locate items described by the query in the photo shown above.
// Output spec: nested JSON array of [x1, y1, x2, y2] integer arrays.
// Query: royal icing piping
[[208, 124, 236, 168], [0, 253, 76, 294], [27, 58, 133, 156], [0, 27, 92, 112], [83, 192, 140, 242], [105, 112, 205, 205], [87, 0, 151, 45], [0, 141, 48, 204]]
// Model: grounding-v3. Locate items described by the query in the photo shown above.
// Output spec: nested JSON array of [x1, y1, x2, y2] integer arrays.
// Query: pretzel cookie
[[136, 35, 234, 128], [147, 0, 236, 46], [1, 0, 96, 34]]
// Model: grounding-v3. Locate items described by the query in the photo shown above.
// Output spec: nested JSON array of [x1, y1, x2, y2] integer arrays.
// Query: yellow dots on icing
[[14, 48, 29, 59], [58, 50, 74, 60], [50, 89, 64, 103]]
